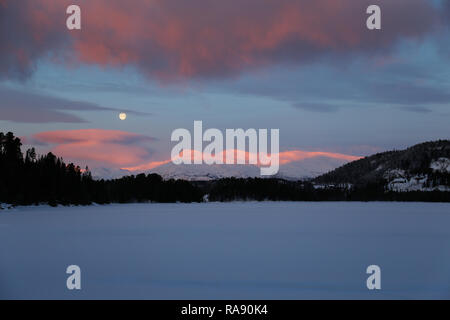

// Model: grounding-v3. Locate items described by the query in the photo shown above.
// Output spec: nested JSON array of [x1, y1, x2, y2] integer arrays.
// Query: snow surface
[[430, 158, 450, 173], [0, 203, 13, 210], [1, 202, 450, 299], [384, 169, 450, 192]]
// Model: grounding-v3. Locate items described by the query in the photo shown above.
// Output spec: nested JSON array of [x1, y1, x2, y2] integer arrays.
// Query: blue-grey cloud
[[228, 53, 450, 113], [292, 102, 340, 113], [368, 83, 450, 105], [0, 86, 150, 123], [397, 106, 433, 113]]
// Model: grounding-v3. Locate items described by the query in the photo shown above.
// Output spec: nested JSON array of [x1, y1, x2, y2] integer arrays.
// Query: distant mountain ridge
[[314, 140, 450, 192], [90, 155, 352, 180], [143, 156, 350, 181], [90, 140, 450, 194]]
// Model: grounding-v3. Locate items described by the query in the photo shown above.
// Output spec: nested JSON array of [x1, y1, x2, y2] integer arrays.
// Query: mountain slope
[[314, 140, 450, 192]]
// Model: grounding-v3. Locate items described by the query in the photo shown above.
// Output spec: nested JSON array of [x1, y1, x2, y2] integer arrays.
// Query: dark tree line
[[205, 178, 450, 202], [0, 132, 202, 206], [90, 174, 203, 204], [1, 132, 449, 206], [0, 131, 89, 205]]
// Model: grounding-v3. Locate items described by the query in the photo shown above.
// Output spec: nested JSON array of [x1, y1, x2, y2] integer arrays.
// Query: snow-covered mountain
[[90, 167, 132, 180], [144, 156, 350, 181], [147, 163, 260, 181], [90, 155, 352, 181], [315, 140, 450, 192], [277, 156, 351, 180]]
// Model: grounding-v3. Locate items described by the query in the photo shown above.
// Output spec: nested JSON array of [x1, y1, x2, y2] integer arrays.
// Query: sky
[[1, 0, 449, 174]]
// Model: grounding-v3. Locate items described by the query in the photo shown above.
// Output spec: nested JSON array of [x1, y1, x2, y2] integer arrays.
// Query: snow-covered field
[[1, 202, 450, 299]]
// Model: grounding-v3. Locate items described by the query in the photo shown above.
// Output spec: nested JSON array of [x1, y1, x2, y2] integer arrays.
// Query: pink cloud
[[122, 148, 362, 171], [32, 129, 155, 167], [278, 150, 360, 165], [122, 160, 172, 172], [1, 0, 440, 81]]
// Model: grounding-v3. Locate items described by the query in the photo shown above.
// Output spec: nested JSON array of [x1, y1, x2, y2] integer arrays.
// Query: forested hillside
[[315, 140, 450, 192]]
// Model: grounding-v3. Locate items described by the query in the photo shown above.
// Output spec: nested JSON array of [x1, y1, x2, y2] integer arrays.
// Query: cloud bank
[[0, 86, 149, 123], [28, 129, 361, 173], [31, 129, 156, 167], [122, 148, 361, 172], [0, 0, 443, 81]]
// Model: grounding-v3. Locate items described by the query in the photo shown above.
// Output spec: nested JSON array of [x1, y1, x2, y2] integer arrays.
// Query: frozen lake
[[1, 202, 450, 299]]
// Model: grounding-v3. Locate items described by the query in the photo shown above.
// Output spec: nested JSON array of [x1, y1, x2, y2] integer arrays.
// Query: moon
[[119, 112, 127, 121]]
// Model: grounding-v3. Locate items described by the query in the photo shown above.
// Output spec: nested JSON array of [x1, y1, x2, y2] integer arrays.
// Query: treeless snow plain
[[1, 202, 450, 299]]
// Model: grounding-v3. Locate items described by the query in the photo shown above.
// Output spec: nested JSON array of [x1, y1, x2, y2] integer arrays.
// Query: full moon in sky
[[119, 112, 127, 120]]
